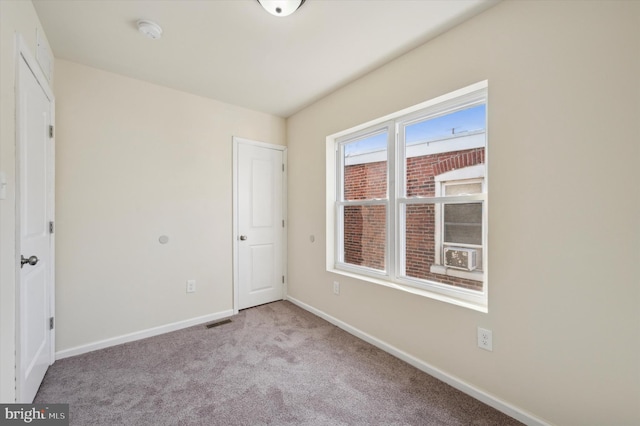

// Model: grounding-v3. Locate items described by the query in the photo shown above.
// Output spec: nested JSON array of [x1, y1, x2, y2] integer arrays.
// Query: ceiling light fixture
[[137, 20, 163, 40], [257, 0, 306, 17]]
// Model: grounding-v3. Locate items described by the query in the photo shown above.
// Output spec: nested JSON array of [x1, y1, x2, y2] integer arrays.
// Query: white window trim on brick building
[[431, 164, 486, 282], [326, 81, 488, 312]]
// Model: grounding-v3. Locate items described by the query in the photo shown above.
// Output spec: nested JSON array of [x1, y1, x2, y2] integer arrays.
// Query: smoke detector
[[137, 20, 163, 40]]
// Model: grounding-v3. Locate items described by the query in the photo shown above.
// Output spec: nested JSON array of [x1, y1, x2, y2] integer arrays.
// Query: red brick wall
[[343, 205, 386, 270], [406, 148, 485, 197], [344, 161, 386, 200], [343, 161, 387, 270], [343, 148, 484, 290]]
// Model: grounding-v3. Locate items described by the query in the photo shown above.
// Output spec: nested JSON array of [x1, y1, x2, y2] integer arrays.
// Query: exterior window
[[331, 82, 488, 309], [430, 165, 485, 285], [338, 126, 392, 274]]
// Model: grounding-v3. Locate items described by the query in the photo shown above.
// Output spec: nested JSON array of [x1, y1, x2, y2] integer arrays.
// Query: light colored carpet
[[35, 301, 522, 425]]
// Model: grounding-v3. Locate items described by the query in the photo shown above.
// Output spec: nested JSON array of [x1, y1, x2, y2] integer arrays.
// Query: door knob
[[240, 235, 248, 241], [21, 255, 39, 268]]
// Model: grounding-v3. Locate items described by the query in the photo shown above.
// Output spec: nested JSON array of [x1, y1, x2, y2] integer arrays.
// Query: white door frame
[[232, 137, 287, 314], [15, 34, 56, 401]]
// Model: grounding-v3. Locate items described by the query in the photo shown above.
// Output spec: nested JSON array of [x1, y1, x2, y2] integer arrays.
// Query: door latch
[[21, 255, 39, 268]]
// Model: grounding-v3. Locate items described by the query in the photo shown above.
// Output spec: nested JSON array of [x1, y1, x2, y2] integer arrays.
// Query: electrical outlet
[[477, 327, 492, 351], [333, 281, 340, 295], [186, 280, 196, 293]]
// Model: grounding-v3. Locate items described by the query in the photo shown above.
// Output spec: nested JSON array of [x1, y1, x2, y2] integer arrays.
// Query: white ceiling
[[33, 0, 497, 118]]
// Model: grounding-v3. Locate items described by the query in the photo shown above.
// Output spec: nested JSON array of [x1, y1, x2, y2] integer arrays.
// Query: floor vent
[[205, 319, 232, 329]]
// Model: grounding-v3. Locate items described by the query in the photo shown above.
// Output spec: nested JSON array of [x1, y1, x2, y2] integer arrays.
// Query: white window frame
[[326, 81, 488, 312], [430, 165, 486, 282], [335, 122, 395, 279]]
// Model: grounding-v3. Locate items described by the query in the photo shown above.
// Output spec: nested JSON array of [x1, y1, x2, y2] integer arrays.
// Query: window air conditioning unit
[[443, 247, 477, 271]]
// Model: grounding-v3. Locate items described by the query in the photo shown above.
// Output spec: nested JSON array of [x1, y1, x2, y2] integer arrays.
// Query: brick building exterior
[[343, 146, 485, 291]]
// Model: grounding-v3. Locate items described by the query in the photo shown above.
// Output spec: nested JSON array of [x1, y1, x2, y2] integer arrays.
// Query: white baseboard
[[55, 309, 234, 360], [286, 296, 549, 426]]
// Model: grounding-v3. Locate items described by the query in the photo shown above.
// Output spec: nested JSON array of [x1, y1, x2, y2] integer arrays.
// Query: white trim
[[346, 132, 485, 166], [432, 165, 486, 278], [16, 35, 54, 100], [232, 136, 287, 314], [232, 136, 285, 152], [335, 121, 395, 276], [329, 81, 488, 141], [232, 140, 239, 314], [55, 309, 234, 360], [331, 267, 487, 312], [328, 82, 488, 311], [399, 193, 486, 204], [282, 150, 288, 299], [286, 296, 550, 426], [326, 137, 337, 272]]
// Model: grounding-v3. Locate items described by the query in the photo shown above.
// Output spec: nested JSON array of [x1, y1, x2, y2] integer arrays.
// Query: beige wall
[[0, 0, 53, 403], [286, 1, 640, 425], [3, 0, 638, 421], [53, 59, 285, 351]]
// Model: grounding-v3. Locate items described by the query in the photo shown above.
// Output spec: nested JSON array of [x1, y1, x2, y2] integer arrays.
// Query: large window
[[330, 82, 488, 310], [338, 124, 392, 275]]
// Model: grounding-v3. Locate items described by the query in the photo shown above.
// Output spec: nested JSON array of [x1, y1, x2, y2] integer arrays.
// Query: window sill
[[430, 265, 483, 282], [328, 267, 488, 313]]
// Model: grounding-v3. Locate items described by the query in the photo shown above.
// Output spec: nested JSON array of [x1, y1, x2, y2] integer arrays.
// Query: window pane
[[445, 182, 482, 196], [404, 204, 436, 278], [343, 132, 387, 200], [403, 203, 482, 291], [405, 104, 486, 145], [404, 104, 485, 198], [343, 205, 386, 271], [444, 203, 482, 245]]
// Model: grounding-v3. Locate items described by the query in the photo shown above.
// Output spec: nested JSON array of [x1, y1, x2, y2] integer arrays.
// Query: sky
[[344, 104, 486, 156]]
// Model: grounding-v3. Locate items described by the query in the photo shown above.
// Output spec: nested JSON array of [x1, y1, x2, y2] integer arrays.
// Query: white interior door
[[235, 140, 285, 310], [17, 49, 55, 403]]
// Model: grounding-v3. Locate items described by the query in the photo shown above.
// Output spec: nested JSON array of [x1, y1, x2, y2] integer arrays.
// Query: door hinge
[[282, 219, 285, 228], [282, 275, 285, 284], [49, 125, 54, 138], [49, 317, 54, 330], [282, 164, 285, 172], [49, 221, 54, 234]]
